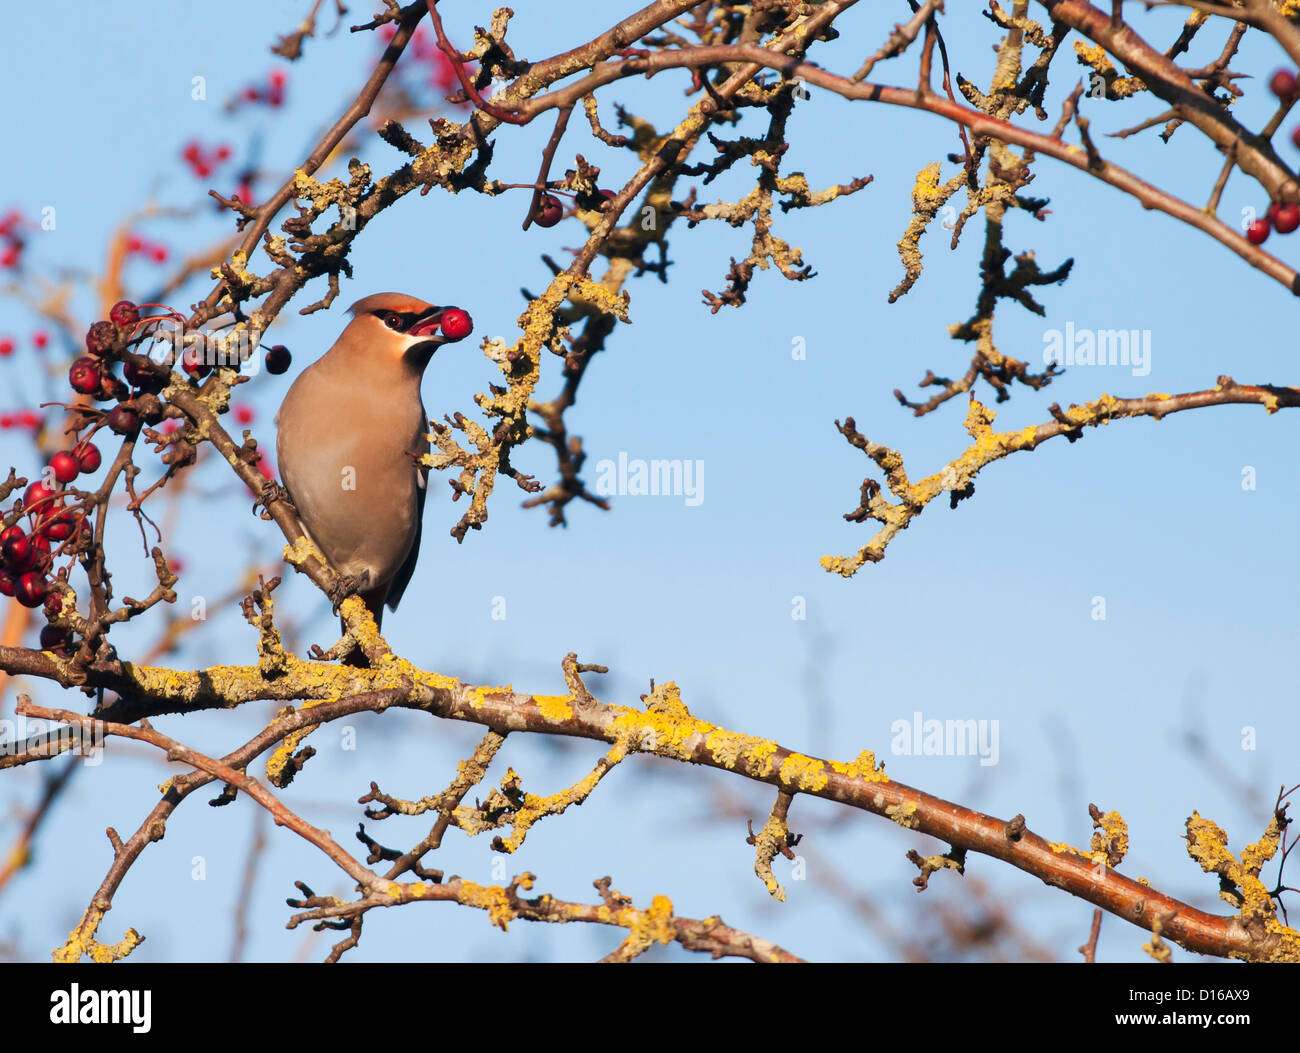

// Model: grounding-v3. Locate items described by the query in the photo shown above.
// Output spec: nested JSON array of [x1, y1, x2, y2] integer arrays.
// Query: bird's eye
[[384, 313, 403, 330]]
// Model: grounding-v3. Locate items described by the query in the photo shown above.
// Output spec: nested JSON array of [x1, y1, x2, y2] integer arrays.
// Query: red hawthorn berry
[[23, 481, 56, 515], [182, 141, 201, 163], [126, 235, 144, 253], [0, 570, 13, 597], [1274, 203, 1300, 233], [532, 192, 563, 228], [1246, 217, 1271, 244], [32, 330, 48, 349], [76, 443, 102, 473], [0, 337, 13, 356], [0, 245, 19, 268], [69, 356, 102, 395], [182, 346, 211, 380], [215, 144, 231, 161], [149, 245, 168, 263], [50, 451, 79, 484], [107, 405, 141, 437], [264, 344, 292, 375], [234, 404, 254, 425], [43, 511, 75, 542], [15, 571, 48, 608], [1271, 69, 1298, 100], [109, 299, 140, 327], [25, 540, 52, 576], [1, 526, 30, 568], [1293, 126, 1300, 150], [18, 410, 41, 429], [0, 413, 13, 428], [439, 308, 473, 341]]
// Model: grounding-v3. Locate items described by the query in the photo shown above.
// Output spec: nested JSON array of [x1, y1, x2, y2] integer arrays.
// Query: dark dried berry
[[265, 344, 292, 375], [39, 623, 72, 654], [85, 320, 118, 355]]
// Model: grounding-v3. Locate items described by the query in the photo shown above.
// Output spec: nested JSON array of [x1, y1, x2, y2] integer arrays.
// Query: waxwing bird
[[275, 292, 473, 630]]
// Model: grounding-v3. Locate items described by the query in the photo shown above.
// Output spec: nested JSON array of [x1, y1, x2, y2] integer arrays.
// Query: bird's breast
[[276, 370, 426, 585]]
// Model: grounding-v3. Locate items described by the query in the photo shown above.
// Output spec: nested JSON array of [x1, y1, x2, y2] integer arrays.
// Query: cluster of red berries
[[0, 410, 43, 432], [238, 69, 287, 107], [0, 440, 99, 622], [0, 208, 24, 269], [1246, 201, 1300, 244], [2, 329, 52, 430], [379, 25, 475, 107], [65, 299, 175, 439], [181, 140, 232, 179], [1242, 70, 1300, 245], [0, 331, 49, 357], [125, 234, 169, 264]]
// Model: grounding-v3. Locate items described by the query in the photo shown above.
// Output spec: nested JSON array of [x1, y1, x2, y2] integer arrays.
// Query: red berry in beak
[[110, 300, 140, 327], [1274, 203, 1300, 233], [1246, 217, 1271, 244], [76, 443, 102, 473], [15, 572, 48, 608], [50, 451, 79, 484], [532, 192, 563, 228], [440, 308, 473, 341], [265, 344, 292, 375], [69, 356, 102, 395]]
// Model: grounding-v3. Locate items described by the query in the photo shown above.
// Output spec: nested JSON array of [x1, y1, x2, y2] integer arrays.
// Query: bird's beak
[[407, 306, 447, 341]]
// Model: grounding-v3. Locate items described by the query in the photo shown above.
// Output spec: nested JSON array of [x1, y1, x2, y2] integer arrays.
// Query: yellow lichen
[[535, 693, 574, 721]]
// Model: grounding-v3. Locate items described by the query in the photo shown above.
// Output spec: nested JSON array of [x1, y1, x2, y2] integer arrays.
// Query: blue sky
[[0, 2, 1296, 962]]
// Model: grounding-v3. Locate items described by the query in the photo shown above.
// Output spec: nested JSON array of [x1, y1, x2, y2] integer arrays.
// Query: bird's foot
[[253, 480, 294, 521], [327, 570, 372, 612]]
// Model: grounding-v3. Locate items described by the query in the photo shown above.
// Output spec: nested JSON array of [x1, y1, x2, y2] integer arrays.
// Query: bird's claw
[[327, 570, 371, 612], [253, 480, 294, 521]]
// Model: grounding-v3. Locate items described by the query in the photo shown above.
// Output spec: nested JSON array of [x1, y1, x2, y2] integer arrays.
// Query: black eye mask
[[370, 308, 442, 335]]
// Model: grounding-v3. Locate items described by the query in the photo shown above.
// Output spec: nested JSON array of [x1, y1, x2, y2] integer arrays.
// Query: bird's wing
[[384, 405, 431, 612]]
